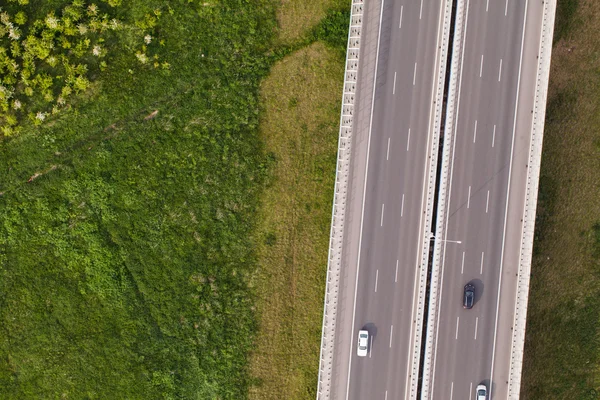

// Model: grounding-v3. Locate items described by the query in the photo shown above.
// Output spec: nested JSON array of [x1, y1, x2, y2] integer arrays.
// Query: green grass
[[521, 0, 600, 398], [247, 3, 349, 400], [0, 0, 278, 398]]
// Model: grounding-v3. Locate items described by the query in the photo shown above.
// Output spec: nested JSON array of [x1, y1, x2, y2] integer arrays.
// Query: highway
[[426, 0, 548, 398], [327, 0, 448, 399]]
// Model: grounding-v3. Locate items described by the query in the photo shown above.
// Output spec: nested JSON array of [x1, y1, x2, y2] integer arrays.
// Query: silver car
[[476, 384, 487, 400], [357, 330, 369, 357]]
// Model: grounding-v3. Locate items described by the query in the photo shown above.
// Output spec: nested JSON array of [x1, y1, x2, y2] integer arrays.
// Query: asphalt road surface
[[330, 0, 447, 399], [428, 0, 546, 398]]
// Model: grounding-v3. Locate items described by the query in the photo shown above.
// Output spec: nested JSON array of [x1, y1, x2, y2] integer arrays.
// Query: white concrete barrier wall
[[507, 0, 557, 397], [316, 1, 364, 398]]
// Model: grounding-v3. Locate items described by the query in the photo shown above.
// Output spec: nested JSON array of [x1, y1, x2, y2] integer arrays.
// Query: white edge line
[[489, 0, 528, 397], [345, 1, 385, 397]]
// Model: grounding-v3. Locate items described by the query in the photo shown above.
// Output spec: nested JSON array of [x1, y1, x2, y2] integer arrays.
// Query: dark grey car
[[463, 283, 475, 309]]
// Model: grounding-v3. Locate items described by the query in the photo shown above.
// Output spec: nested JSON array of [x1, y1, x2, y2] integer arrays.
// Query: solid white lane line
[[498, 58, 503, 81], [393, 71, 397, 95], [419, 0, 423, 19], [469, 383, 473, 400], [413, 62, 417, 85], [461, 251, 465, 274], [389, 325, 394, 348], [387, 137, 391, 160], [480, 252, 485, 274], [455, 317, 459, 339], [381, 203, 385, 226], [395, 260, 399, 283], [375, 269, 379, 292], [486, 0, 489, 12], [401, 194, 405, 217], [399, 5, 403, 29], [473, 120, 478, 143], [467, 186, 471, 209], [479, 54, 484, 77], [486, 190, 490, 213], [491, 2, 529, 394], [450, 382, 454, 400], [492, 124, 496, 147], [369, 335, 373, 358], [505, 0, 509, 15], [432, 0, 471, 396], [474, 317, 479, 340], [345, 1, 385, 395], [407, 128, 411, 151]]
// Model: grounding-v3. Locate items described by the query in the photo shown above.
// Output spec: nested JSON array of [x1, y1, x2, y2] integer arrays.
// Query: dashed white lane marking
[[498, 58, 503, 81], [389, 325, 394, 347], [469, 382, 473, 400], [461, 251, 465, 274], [479, 54, 484, 77], [486, 0, 489, 12], [455, 317, 460, 339], [505, 0, 508, 15], [492, 124, 496, 147], [375, 269, 379, 292], [486, 190, 490, 213], [393, 71, 397, 95], [399, 5, 403, 29], [480, 252, 485, 274], [381, 203, 385, 226], [385, 390, 388, 400], [473, 120, 478, 143], [474, 317, 479, 340], [467, 186, 471, 209], [395, 260, 399, 282], [401, 194, 405, 217], [413, 62, 418, 85], [450, 382, 454, 400], [407, 128, 411, 151], [369, 336, 373, 358], [419, 0, 423, 19], [387, 137, 391, 160]]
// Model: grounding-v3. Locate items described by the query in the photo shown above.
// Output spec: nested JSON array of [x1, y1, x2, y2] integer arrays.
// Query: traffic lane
[[347, 0, 446, 397]]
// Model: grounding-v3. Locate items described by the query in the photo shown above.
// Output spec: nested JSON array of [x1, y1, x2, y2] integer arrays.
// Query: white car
[[476, 384, 487, 400], [357, 330, 369, 357]]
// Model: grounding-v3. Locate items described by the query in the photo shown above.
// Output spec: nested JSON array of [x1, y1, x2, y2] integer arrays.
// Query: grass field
[[521, 0, 600, 398], [248, 1, 349, 399], [0, 0, 278, 398], [0, 0, 351, 397]]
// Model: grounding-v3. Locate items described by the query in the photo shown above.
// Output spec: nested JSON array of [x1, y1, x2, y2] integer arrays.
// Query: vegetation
[[522, 0, 600, 398], [0, 0, 169, 135], [248, 41, 344, 400], [247, 2, 349, 399], [0, 0, 277, 397]]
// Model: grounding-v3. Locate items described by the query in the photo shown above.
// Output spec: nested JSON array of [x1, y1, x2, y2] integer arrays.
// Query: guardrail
[[316, 1, 365, 398], [419, 0, 468, 397], [506, 0, 557, 397], [406, 0, 454, 397]]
